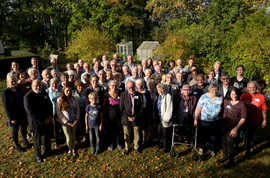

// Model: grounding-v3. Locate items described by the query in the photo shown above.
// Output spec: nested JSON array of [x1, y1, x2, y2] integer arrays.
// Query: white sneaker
[[210, 151, 216, 157], [199, 148, 203, 155]]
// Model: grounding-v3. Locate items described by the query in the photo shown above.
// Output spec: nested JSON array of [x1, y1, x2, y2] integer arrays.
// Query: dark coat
[[24, 89, 53, 130], [218, 83, 232, 97], [120, 91, 143, 126], [1, 87, 27, 123], [191, 83, 209, 99], [173, 94, 197, 124], [141, 90, 153, 127]]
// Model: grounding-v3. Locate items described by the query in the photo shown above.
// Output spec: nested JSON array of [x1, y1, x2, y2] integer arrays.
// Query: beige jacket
[[56, 96, 80, 125]]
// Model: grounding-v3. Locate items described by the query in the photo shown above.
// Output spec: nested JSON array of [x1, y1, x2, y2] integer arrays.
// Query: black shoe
[[36, 156, 43, 163], [23, 141, 30, 147], [135, 149, 141, 154], [124, 150, 130, 155], [218, 155, 228, 163], [223, 161, 235, 169], [15, 145, 24, 153]]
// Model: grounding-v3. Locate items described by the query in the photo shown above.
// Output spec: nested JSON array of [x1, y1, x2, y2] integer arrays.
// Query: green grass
[[0, 78, 270, 177]]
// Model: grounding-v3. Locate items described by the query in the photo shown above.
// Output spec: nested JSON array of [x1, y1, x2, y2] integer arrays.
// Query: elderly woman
[[73, 81, 87, 141], [219, 87, 246, 168], [46, 78, 62, 147], [103, 80, 122, 151], [27, 68, 38, 83], [136, 79, 152, 144], [56, 84, 80, 156], [143, 69, 152, 89], [16, 69, 32, 96], [1, 76, 29, 153], [51, 69, 59, 79], [194, 83, 223, 156], [173, 84, 197, 125], [68, 70, 76, 84], [155, 83, 173, 152], [147, 79, 158, 137], [155, 75, 162, 87], [113, 72, 125, 94]]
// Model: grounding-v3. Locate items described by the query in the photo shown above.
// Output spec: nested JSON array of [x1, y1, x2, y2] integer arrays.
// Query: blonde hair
[[88, 92, 97, 99], [28, 68, 37, 76], [6, 75, 17, 82]]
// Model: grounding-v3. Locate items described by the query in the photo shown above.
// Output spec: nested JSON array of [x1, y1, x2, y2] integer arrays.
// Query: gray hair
[[104, 61, 110, 65], [105, 69, 112, 73], [221, 72, 229, 78], [31, 57, 38, 62], [108, 79, 117, 91], [153, 60, 158, 64], [166, 73, 173, 77], [110, 60, 117, 65], [214, 61, 221, 66], [41, 69, 50, 75], [131, 66, 138, 72], [135, 78, 144, 86], [144, 68, 152, 75], [51, 69, 58, 75], [50, 78, 59, 84], [74, 63, 79, 67], [156, 83, 166, 91], [68, 70, 76, 75], [142, 59, 147, 63], [147, 79, 155, 88], [247, 81, 257, 88], [154, 65, 161, 71], [122, 65, 129, 71], [208, 83, 219, 91], [155, 75, 162, 80], [28, 68, 37, 76]]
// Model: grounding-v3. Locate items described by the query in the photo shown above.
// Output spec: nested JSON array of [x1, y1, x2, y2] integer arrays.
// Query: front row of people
[[2, 76, 268, 169]]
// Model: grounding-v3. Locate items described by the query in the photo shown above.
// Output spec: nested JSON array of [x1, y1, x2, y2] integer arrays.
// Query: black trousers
[[106, 121, 121, 146], [245, 124, 259, 156], [33, 123, 53, 158], [221, 126, 237, 161], [158, 123, 172, 150], [12, 121, 27, 146], [198, 120, 220, 152]]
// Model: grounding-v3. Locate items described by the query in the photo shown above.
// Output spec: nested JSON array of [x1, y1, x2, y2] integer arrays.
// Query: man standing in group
[[24, 79, 53, 163], [78, 59, 85, 73], [113, 54, 124, 65], [124, 55, 137, 70], [163, 73, 179, 98], [46, 58, 63, 75], [218, 73, 232, 97], [240, 81, 268, 160], [213, 61, 225, 83], [41, 69, 51, 90], [27, 57, 44, 80], [120, 81, 143, 155]]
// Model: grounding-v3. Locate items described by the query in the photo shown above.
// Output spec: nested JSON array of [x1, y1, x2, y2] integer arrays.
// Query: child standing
[[85, 92, 103, 154]]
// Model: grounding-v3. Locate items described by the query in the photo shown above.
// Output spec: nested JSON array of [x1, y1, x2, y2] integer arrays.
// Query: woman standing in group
[[103, 80, 122, 151], [229, 65, 249, 96], [7, 61, 20, 77], [136, 79, 152, 144], [85, 74, 104, 106], [143, 69, 152, 89], [113, 72, 125, 94], [46, 78, 62, 148], [205, 70, 216, 85], [73, 81, 87, 141], [2, 75, 29, 153], [56, 84, 80, 156], [156, 83, 173, 153], [194, 83, 223, 157], [16, 69, 32, 96], [147, 58, 153, 69], [165, 60, 175, 74], [219, 87, 246, 168]]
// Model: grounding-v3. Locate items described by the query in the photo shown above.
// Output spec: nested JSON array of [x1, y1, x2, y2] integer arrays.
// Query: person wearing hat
[[173, 84, 198, 125]]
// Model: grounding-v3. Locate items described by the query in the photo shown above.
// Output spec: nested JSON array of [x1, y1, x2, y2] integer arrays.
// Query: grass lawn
[[0, 78, 270, 177]]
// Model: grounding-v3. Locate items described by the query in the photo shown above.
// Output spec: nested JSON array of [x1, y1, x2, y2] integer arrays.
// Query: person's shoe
[[83, 136, 87, 142], [96, 148, 101, 155], [91, 147, 95, 155], [117, 145, 122, 151], [36, 156, 43, 163], [124, 150, 130, 155], [218, 155, 228, 163], [15, 145, 24, 153], [223, 161, 235, 169], [23, 141, 30, 147], [135, 149, 141, 154], [67, 151, 72, 156], [199, 148, 203, 156], [210, 151, 216, 157], [108, 145, 113, 151], [72, 150, 77, 156]]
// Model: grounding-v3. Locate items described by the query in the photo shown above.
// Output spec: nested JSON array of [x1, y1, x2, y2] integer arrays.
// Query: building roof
[[137, 41, 159, 51]]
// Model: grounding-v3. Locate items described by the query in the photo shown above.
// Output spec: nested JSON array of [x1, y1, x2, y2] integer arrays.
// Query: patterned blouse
[[197, 93, 223, 121]]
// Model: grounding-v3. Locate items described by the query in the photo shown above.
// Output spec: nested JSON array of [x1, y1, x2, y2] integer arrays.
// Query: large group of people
[[1, 55, 269, 169]]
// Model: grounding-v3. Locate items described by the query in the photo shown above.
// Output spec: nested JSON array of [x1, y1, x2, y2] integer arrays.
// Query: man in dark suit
[[191, 74, 208, 99], [26, 57, 45, 80], [218, 73, 232, 97], [162, 73, 179, 99], [24, 79, 53, 162], [120, 80, 143, 155], [46, 58, 64, 75]]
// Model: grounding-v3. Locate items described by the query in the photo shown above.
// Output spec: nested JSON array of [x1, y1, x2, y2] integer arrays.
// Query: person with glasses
[[240, 81, 268, 160], [103, 80, 122, 151], [191, 74, 208, 99], [85, 74, 104, 106], [218, 73, 232, 97], [110, 60, 118, 75]]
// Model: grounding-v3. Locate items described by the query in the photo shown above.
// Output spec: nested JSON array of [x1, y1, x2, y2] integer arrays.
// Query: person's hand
[[128, 117, 135, 121], [194, 120, 197, 127], [99, 124, 102, 131], [85, 126, 89, 131], [230, 128, 238, 137], [262, 120, 267, 128], [11, 120, 17, 124], [72, 120, 78, 127], [164, 121, 168, 124], [242, 87, 247, 93]]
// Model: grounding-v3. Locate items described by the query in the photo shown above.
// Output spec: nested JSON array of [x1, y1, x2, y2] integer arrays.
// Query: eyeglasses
[[222, 78, 229, 80], [89, 98, 97, 100]]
